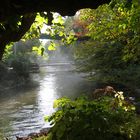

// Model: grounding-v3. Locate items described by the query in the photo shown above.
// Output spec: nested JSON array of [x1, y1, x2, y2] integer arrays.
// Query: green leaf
[[32, 46, 39, 51], [44, 115, 50, 122], [48, 42, 56, 51], [59, 31, 64, 37]]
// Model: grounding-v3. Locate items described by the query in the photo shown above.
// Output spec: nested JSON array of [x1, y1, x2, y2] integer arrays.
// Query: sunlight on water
[[0, 65, 93, 139], [37, 74, 58, 127]]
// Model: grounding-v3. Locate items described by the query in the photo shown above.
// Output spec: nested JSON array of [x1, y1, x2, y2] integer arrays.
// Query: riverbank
[[2, 84, 140, 140], [13, 128, 49, 140], [1, 63, 140, 139]]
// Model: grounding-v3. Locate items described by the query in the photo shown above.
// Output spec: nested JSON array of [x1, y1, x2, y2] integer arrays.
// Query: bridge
[[40, 34, 90, 41], [39, 62, 74, 67]]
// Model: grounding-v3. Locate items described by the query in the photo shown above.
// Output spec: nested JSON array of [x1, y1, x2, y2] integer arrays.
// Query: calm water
[[0, 64, 93, 139]]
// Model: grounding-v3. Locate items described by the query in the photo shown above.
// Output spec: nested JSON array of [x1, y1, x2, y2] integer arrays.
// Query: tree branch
[[0, 13, 36, 60]]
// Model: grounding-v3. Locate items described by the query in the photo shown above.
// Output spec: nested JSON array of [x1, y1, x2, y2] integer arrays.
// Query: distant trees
[[4, 39, 42, 64], [0, 39, 43, 89]]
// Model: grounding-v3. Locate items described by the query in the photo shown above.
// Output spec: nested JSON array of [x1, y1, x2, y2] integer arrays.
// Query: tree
[[73, 0, 140, 88], [0, 0, 111, 60]]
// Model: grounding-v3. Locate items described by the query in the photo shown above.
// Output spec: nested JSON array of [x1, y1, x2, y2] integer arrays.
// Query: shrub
[[44, 92, 140, 140]]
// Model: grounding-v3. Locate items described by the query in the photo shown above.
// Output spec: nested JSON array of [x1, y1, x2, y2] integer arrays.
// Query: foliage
[[2, 43, 14, 61], [3, 39, 39, 62], [72, 13, 89, 37], [73, 0, 140, 88], [5, 39, 46, 64], [43, 92, 140, 140], [45, 13, 77, 47], [47, 41, 57, 51], [3, 39, 45, 80], [23, 13, 48, 40]]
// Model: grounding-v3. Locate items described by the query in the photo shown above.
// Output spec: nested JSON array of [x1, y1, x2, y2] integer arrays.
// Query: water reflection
[[0, 65, 93, 139], [37, 73, 58, 128]]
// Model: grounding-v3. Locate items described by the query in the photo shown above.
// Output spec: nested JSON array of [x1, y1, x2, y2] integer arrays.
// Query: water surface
[[0, 64, 93, 139]]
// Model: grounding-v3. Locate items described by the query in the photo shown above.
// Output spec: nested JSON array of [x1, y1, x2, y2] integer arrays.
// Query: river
[[0, 64, 94, 139]]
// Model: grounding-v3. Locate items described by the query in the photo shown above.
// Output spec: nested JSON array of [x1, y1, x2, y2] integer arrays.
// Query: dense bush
[[43, 92, 140, 140]]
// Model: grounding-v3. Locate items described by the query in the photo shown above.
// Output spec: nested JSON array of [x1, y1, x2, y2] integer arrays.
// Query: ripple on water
[[0, 65, 93, 139]]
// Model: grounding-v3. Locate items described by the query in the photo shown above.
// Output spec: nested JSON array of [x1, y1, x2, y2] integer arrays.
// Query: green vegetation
[[32, 1, 140, 139], [0, 39, 44, 89], [73, 0, 140, 88], [0, 0, 140, 139], [4, 39, 44, 65], [0, 0, 109, 60], [33, 92, 140, 140]]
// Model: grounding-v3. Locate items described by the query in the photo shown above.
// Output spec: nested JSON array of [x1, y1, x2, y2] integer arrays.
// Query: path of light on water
[[37, 73, 58, 128], [0, 72, 59, 139], [0, 65, 93, 139]]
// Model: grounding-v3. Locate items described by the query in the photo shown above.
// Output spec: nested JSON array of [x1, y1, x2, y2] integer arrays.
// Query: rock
[[40, 127, 50, 136], [16, 136, 32, 140], [15, 128, 50, 139], [28, 132, 40, 138], [92, 86, 116, 99]]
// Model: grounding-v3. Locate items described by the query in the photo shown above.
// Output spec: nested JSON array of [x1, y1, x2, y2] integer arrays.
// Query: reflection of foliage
[[44, 92, 140, 140]]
